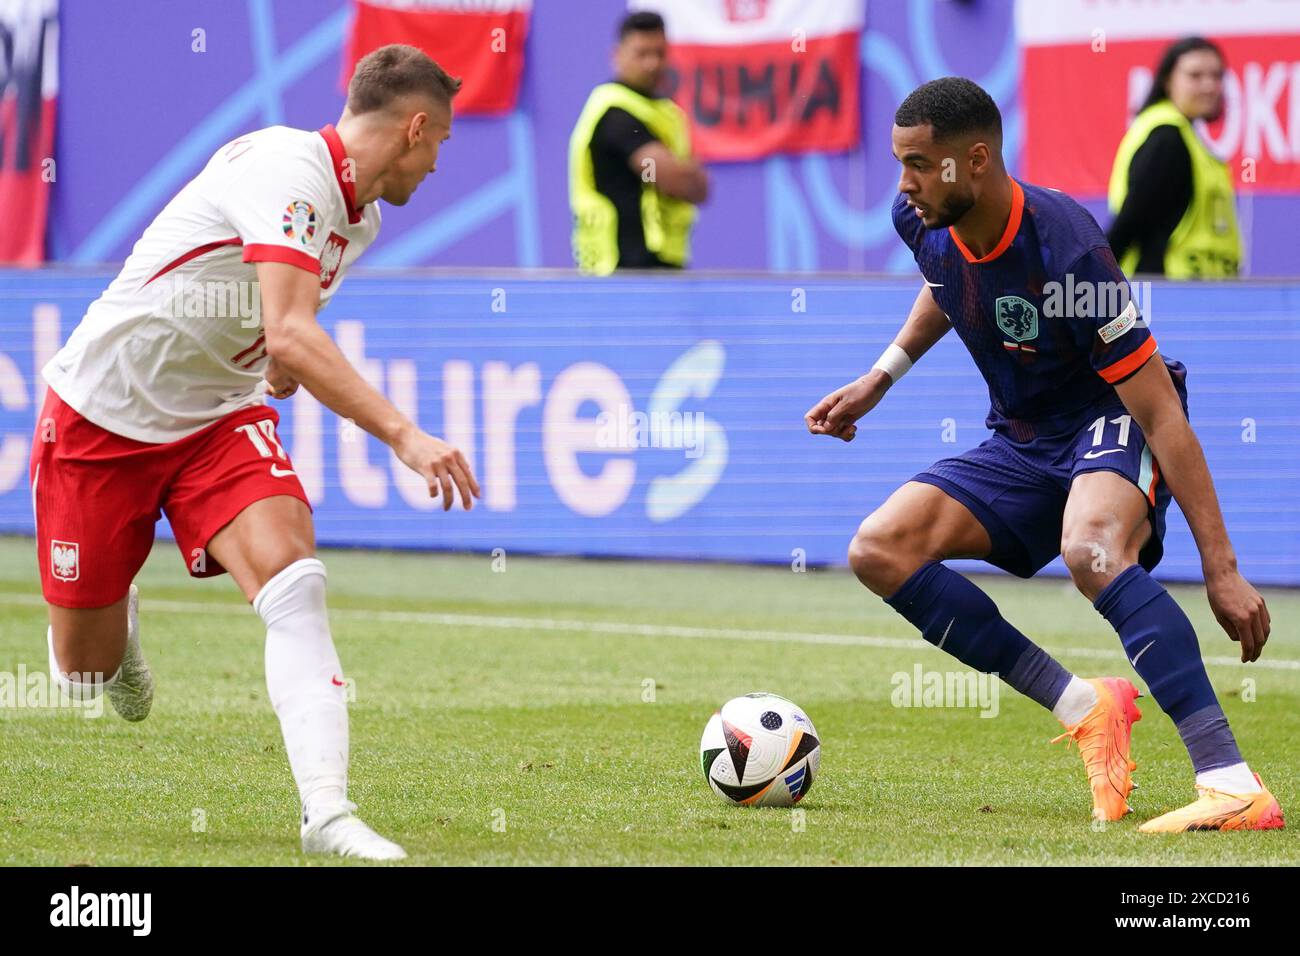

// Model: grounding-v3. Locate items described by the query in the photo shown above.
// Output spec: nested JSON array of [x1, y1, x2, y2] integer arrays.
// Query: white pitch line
[[1, 592, 1296, 672]]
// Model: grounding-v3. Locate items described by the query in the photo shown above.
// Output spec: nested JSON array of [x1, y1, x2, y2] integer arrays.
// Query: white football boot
[[107, 584, 154, 722], [301, 801, 408, 861]]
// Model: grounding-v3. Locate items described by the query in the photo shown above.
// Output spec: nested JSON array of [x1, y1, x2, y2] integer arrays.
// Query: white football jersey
[[43, 124, 381, 443]]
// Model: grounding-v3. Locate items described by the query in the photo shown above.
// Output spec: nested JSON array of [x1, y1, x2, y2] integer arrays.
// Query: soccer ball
[[699, 693, 821, 807]]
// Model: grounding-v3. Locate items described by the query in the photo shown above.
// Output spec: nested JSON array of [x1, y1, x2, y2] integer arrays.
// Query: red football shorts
[[30, 387, 311, 608]]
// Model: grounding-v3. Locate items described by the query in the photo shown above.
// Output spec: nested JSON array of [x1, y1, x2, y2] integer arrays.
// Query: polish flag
[[632, 0, 864, 162], [344, 0, 530, 115], [0, 0, 58, 264], [1019, 0, 1300, 195]]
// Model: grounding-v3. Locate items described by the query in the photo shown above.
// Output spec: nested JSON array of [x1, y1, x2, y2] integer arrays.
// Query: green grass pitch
[[0, 534, 1296, 866]]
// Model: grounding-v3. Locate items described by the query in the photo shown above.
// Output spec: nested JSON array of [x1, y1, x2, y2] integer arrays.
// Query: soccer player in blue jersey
[[805, 77, 1282, 832]]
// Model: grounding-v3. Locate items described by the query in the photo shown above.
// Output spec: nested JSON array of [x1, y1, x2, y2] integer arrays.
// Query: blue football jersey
[[892, 178, 1184, 442]]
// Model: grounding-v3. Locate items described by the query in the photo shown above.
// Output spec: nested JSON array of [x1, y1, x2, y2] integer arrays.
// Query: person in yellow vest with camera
[[1107, 37, 1241, 278], [569, 11, 708, 275]]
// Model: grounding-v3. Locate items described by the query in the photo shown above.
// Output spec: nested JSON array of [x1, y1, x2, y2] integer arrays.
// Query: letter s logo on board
[[645, 340, 728, 523]]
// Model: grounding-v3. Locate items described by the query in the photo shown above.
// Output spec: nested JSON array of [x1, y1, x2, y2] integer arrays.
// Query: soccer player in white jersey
[[30, 45, 478, 861]]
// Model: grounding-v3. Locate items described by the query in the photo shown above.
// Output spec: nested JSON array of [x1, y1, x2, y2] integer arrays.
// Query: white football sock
[[1195, 761, 1262, 794], [1052, 675, 1097, 726], [253, 558, 349, 821], [47, 625, 117, 701]]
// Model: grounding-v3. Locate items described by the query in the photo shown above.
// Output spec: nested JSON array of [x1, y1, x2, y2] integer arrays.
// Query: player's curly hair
[[894, 77, 1002, 144], [347, 44, 462, 115]]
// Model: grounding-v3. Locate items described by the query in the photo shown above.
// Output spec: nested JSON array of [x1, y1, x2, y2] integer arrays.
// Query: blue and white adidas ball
[[699, 693, 821, 807]]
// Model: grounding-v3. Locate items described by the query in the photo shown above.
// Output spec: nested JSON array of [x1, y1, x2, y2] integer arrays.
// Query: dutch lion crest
[[995, 295, 1039, 342]]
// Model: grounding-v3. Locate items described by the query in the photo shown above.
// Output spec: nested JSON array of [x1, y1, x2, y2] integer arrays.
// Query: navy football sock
[[1093, 564, 1243, 773], [884, 561, 1072, 710]]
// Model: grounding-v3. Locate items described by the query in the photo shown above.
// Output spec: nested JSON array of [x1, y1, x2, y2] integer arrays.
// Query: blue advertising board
[[1, 269, 1297, 585]]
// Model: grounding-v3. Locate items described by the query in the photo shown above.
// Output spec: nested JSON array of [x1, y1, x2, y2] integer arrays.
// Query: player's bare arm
[[1114, 354, 1270, 661], [805, 283, 950, 441], [256, 260, 481, 511], [630, 142, 709, 203]]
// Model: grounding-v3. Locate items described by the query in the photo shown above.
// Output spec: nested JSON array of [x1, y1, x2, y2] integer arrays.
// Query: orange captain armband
[[1098, 336, 1158, 384]]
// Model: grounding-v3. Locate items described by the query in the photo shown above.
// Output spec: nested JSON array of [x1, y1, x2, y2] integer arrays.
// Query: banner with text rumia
[[0, 0, 57, 264], [1019, 0, 1300, 197], [634, 0, 864, 162], [344, 0, 530, 115]]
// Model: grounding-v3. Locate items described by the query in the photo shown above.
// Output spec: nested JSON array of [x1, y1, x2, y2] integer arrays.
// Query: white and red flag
[[634, 0, 865, 162], [1019, 0, 1300, 195], [0, 0, 58, 264], [344, 0, 530, 115]]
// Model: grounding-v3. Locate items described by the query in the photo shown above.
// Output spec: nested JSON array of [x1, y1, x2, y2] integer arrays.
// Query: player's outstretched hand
[[263, 358, 299, 400], [804, 375, 887, 442], [1206, 569, 1271, 662], [395, 428, 481, 512]]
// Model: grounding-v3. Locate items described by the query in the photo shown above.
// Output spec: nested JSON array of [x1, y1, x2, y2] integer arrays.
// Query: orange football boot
[[1139, 773, 1284, 833], [1052, 677, 1142, 821]]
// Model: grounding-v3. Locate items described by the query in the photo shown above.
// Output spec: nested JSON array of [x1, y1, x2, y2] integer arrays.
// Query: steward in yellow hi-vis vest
[[570, 82, 697, 274], [1106, 38, 1241, 278], [568, 13, 707, 275]]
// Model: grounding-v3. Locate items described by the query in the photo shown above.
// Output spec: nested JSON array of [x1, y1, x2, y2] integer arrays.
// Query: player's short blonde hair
[[346, 44, 461, 115]]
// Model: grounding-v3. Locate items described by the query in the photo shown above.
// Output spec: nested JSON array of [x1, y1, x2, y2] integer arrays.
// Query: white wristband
[[871, 343, 913, 384]]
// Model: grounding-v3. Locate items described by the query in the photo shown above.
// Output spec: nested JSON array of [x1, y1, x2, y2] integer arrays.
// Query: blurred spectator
[[1106, 37, 1241, 278], [568, 11, 708, 275]]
